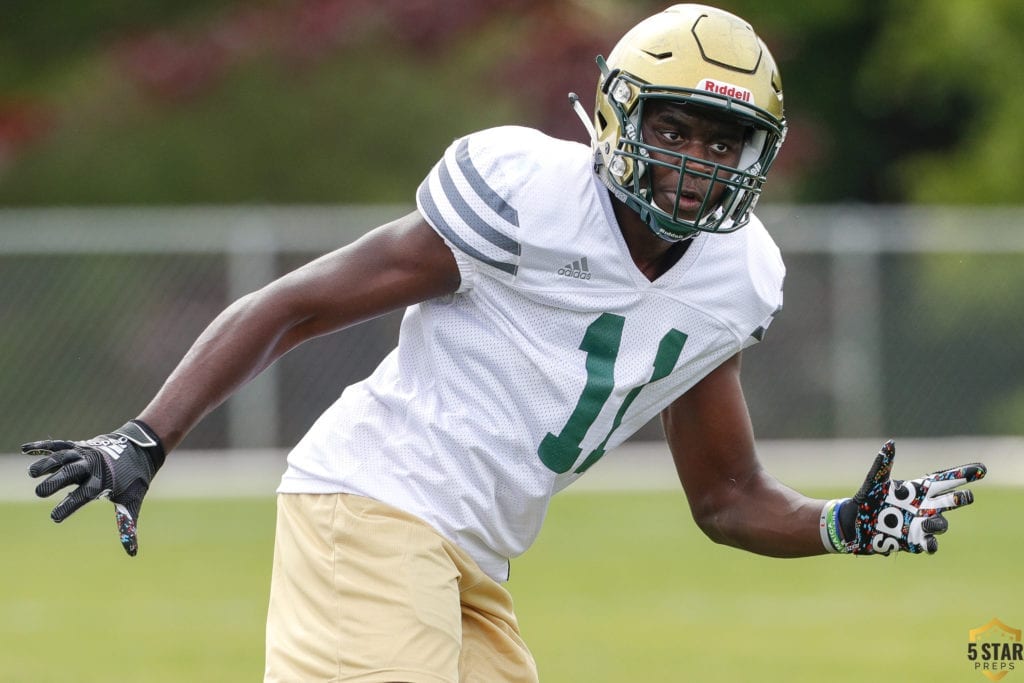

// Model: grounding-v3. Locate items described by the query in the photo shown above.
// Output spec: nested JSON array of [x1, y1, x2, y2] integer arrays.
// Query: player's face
[[640, 101, 747, 221]]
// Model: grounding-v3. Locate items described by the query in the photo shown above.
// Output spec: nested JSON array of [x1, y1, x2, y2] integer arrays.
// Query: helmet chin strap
[[567, 92, 597, 144]]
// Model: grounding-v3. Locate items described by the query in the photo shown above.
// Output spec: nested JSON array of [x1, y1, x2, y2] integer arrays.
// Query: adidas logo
[[557, 257, 592, 281], [85, 435, 128, 459]]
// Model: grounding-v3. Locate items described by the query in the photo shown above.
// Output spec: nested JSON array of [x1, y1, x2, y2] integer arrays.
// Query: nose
[[678, 144, 714, 174]]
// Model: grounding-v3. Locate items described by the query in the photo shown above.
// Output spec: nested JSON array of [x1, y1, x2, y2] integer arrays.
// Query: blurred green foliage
[[858, 0, 1024, 203], [1, 0, 1022, 205], [0, 0, 243, 89], [1, 1, 531, 204], [0, 48, 521, 204]]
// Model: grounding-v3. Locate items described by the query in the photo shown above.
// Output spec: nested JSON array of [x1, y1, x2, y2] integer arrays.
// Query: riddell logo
[[699, 79, 754, 104]]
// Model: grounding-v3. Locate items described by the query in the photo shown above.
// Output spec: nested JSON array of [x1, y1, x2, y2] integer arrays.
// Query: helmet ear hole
[[739, 129, 767, 171]]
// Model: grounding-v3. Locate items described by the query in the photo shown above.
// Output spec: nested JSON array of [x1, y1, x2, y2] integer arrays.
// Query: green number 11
[[537, 313, 687, 474]]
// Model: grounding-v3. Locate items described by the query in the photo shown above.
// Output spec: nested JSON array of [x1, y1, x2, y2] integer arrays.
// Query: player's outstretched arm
[[663, 352, 829, 556], [23, 211, 460, 553], [663, 353, 987, 558], [135, 210, 460, 452]]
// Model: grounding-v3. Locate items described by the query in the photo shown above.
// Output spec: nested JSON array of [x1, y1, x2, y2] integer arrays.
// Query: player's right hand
[[22, 420, 166, 557]]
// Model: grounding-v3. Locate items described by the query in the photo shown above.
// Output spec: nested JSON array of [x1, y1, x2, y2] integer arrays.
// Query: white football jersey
[[278, 126, 785, 581]]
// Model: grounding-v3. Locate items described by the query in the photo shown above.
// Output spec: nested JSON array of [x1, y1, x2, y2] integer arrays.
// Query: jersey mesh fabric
[[278, 126, 785, 581]]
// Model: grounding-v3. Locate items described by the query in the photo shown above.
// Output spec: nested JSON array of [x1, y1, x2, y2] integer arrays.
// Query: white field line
[[1, 437, 1019, 502]]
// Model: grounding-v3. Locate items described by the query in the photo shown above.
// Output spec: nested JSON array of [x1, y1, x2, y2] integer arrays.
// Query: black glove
[[23, 420, 166, 556], [831, 440, 986, 555]]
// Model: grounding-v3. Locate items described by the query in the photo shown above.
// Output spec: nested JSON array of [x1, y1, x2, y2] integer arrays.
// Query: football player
[[23, 4, 985, 681]]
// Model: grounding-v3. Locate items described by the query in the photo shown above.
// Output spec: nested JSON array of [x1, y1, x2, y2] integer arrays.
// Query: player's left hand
[[22, 420, 165, 557], [838, 440, 986, 555]]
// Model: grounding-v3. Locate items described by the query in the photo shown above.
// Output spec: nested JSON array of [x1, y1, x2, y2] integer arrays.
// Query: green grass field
[[1, 485, 1019, 682]]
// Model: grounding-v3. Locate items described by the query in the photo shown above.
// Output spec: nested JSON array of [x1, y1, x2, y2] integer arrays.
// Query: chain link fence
[[3, 204, 1023, 450]]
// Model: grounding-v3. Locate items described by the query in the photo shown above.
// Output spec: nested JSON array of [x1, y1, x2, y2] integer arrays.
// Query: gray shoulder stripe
[[439, 160, 520, 256], [417, 181, 518, 276], [455, 138, 520, 228]]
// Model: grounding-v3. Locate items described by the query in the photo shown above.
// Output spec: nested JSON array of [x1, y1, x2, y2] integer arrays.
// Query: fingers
[[27, 448, 106, 523], [920, 513, 949, 555], [114, 503, 140, 557], [854, 440, 896, 501], [921, 513, 948, 535], [21, 440, 76, 456], [872, 440, 896, 482], [928, 463, 987, 490], [33, 456, 92, 497], [27, 450, 82, 479], [113, 482, 149, 557], [50, 487, 96, 523], [922, 488, 975, 515], [918, 462, 986, 513]]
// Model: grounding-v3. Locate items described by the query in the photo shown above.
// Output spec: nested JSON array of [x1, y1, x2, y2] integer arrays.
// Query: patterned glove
[[822, 440, 986, 555], [23, 420, 165, 556]]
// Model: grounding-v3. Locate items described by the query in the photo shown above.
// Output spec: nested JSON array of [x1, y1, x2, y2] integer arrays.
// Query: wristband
[[819, 498, 851, 554], [828, 498, 851, 553], [819, 499, 838, 552], [122, 419, 166, 469]]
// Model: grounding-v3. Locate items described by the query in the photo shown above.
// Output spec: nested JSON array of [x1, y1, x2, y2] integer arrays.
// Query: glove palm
[[838, 440, 986, 555]]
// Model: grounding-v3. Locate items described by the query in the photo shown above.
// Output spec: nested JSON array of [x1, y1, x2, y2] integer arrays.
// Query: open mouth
[[672, 188, 706, 216]]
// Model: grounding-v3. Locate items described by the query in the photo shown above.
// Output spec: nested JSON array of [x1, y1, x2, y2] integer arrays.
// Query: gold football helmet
[[582, 4, 787, 240]]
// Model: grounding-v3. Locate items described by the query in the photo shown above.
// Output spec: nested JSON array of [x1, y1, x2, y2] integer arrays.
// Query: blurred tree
[[858, 0, 1024, 203], [2, 0, 1022, 205], [0, 0, 602, 204], [0, 0, 245, 90]]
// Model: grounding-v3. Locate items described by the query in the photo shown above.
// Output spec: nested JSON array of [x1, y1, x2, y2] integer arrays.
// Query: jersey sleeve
[[740, 214, 786, 350], [416, 127, 538, 289], [743, 301, 783, 349]]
